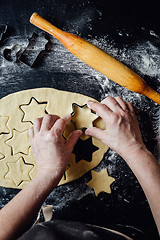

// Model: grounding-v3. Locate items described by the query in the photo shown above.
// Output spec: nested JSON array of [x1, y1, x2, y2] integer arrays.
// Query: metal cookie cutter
[[3, 44, 22, 62], [0, 24, 7, 43], [71, 103, 98, 133], [19, 32, 52, 67], [71, 103, 88, 131]]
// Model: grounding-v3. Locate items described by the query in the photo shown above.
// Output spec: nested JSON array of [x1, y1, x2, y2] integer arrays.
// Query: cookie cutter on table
[[18, 32, 52, 67], [0, 24, 7, 43], [3, 44, 22, 63]]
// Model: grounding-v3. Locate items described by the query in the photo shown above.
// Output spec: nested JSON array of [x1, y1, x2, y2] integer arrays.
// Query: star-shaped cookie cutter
[[71, 103, 98, 132]]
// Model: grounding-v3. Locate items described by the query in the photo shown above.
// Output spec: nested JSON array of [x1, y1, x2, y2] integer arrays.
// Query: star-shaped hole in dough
[[5, 157, 33, 186], [87, 169, 115, 196], [6, 129, 30, 155], [0, 116, 9, 134], [73, 137, 99, 163], [20, 97, 47, 124], [71, 104, 98, 129]]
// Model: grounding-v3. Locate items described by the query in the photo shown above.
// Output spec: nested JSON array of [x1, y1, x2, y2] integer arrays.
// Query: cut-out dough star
[[6, 129, 30, 155], [0, 116, 9, 134], [5, 157, 33, 186], [71, 104, 98, 129], [87, 169, 115, 196], [20, 98, 47, 123]]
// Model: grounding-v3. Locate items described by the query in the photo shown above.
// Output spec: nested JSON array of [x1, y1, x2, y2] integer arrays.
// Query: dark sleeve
[[19, 220, 148, 240]]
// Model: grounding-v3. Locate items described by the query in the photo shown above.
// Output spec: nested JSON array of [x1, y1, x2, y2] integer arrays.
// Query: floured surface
[[0, 1, 160, 237], [0, 88, 110, 189]]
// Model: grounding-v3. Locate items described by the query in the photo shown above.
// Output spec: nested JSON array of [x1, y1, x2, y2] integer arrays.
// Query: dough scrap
[[87, 169, 115, 196], [0, 88, 111, 191]]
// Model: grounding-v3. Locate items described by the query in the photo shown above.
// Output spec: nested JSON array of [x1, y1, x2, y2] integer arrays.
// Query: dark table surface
[[0, 0, 160, 239]]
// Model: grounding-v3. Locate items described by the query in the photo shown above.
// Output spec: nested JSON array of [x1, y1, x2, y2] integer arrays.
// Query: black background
[[0, 0, 160, 239]]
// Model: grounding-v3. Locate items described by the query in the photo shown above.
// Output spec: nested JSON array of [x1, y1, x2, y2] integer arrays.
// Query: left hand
[[29, 114, 82, 180]]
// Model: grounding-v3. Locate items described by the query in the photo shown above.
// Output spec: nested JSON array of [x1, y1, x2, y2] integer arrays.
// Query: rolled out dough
[[0, 88, 111, 190]]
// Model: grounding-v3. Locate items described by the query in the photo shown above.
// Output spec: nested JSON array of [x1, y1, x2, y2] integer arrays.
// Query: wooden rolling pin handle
[[30, 13, 63, 39], [30, 13, 73, 48], [143, 86, 160, 104], [30, 13, 160, 105]]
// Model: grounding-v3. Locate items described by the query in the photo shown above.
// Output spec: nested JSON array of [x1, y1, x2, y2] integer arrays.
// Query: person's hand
[[29, 114, 82, 180], [86, 97, 160, 235], [85, 96, 146, 159]]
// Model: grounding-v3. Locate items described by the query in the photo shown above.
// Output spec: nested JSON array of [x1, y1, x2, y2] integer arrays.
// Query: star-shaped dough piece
[[6, 129, 30, 155], [5, 157, 33, 186], [0, 116, 9, 134], [87, 169, 115, 196], [20, 98, 47, 123], [71, 104, 98, 129]]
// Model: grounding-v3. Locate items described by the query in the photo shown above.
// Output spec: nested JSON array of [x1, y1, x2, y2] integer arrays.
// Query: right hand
[[85, 96, 146, 159], [86, 97, 160, 236]]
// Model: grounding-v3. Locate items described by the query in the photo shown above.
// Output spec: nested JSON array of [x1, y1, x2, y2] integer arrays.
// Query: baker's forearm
[[0, 173, 60, 240], [0, 114, 81, 240], [86, 98, 160, 234], [122, 147, 160, 234], [122, 146, 160, 188]]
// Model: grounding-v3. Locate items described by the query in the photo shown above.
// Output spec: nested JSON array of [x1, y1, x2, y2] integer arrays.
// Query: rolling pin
[[30, 13, 160, 105]]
